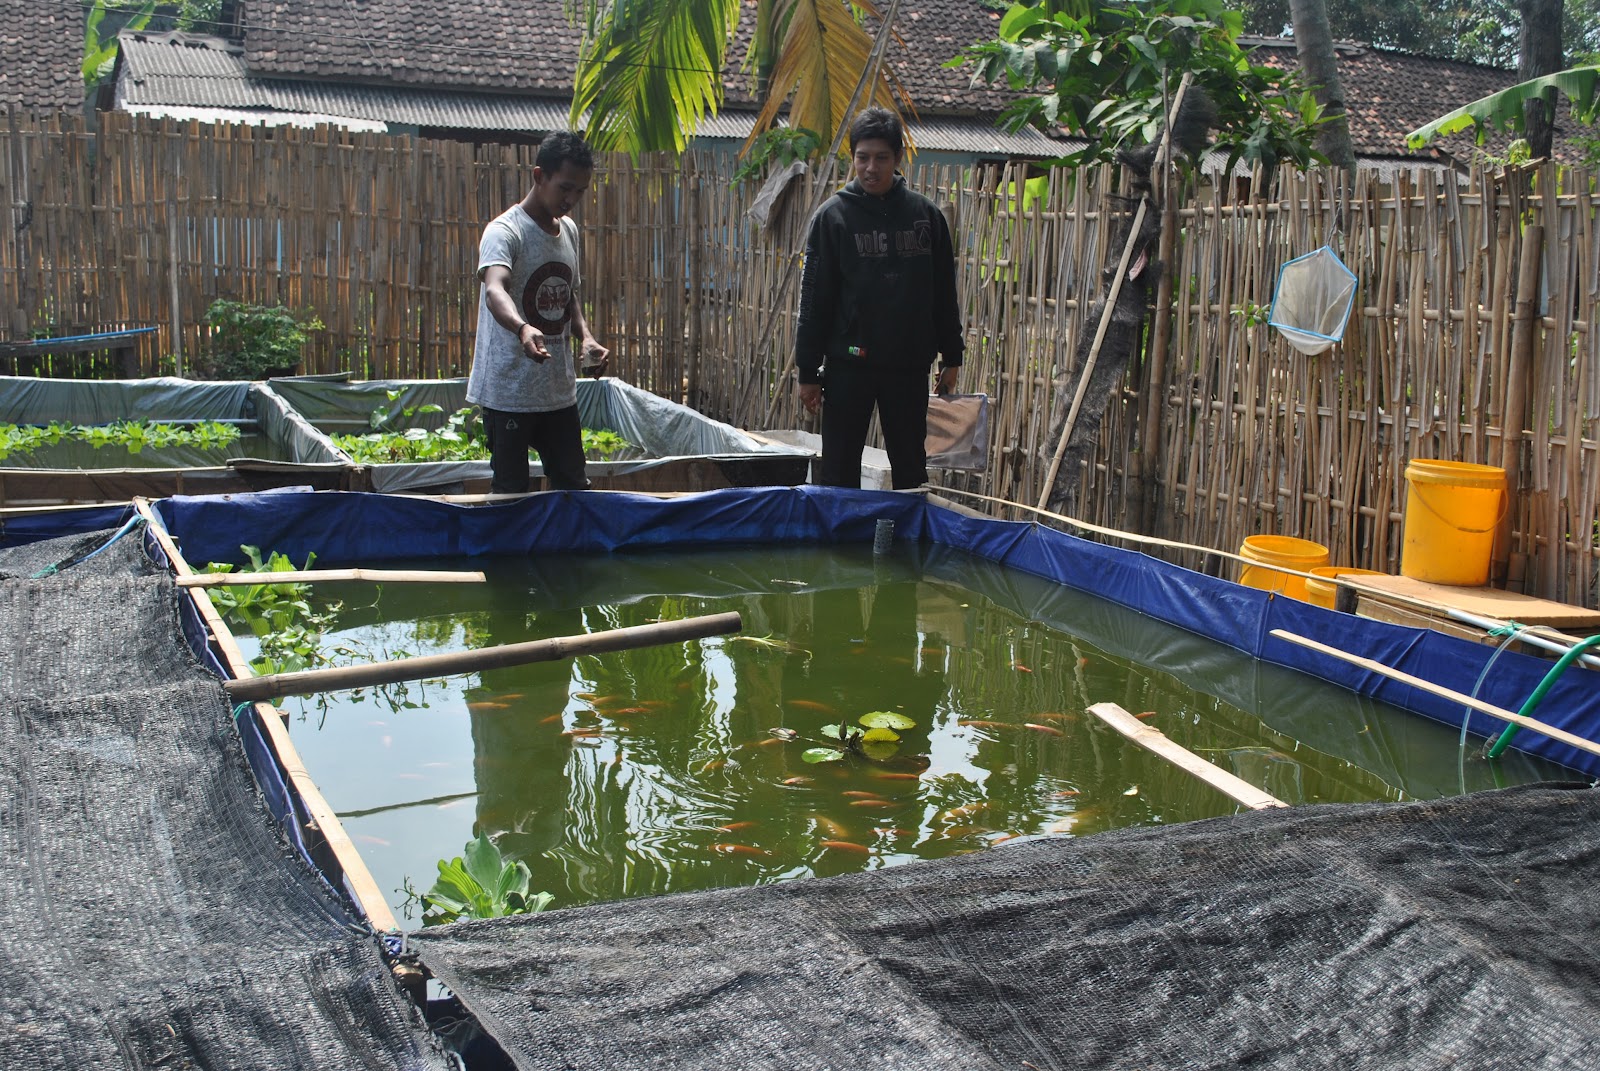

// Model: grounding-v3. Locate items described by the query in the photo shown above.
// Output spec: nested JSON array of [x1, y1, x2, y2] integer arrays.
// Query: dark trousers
[[481, 404, 588, 493], [818, 359, 929, 490]]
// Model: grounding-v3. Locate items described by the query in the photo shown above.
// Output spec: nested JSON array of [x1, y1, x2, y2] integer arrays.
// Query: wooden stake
[[1269, 628, 1600, 760], [224, 611, 743, 702], [178, 567, 486, 588], [1087, 702, 1288, 810]]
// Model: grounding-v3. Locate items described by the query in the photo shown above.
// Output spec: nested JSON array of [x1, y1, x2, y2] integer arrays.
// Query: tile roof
[[237, 0, 1019, 117], [1246, 38, 1576, 161], [117, 31, 1065, 154], [1, 0, 86, 109]]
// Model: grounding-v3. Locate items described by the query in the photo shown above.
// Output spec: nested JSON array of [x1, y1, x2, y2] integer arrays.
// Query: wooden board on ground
[[1351, 573, 1600, 642]]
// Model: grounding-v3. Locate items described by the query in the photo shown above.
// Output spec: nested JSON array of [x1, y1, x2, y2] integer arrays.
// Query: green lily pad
[[819, 724, 842, 739], [860, 711, 916, 731], [861, 740, 901, 762], [861, 727, 900, 743], [802, 748, 845, 764]]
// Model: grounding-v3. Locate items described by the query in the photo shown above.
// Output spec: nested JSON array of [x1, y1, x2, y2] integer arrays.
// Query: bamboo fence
[[2, 110, 1598, 606]]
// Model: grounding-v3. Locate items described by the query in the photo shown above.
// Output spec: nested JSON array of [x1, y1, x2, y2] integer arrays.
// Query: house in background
[[110, 0, 1065, 167], [2, 0, 85, 111], [1242, 37, 1584, 171]]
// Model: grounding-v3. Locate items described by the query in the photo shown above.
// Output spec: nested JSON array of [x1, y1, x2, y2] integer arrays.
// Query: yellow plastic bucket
[[1401, 460, 1506, 587], [1304, 567, 1387, 610], [1237, 536, 1330, 601]]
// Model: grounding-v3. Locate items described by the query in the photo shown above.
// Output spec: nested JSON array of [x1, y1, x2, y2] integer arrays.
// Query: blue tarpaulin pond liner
[[0, 374, 349, 504], [156, 485, 1600, 778], [264, 376, 815, 493]]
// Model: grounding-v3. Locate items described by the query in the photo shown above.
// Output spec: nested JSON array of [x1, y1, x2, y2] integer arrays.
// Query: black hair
[[849, 107, 904, 156], [537, 130, 595, 174]]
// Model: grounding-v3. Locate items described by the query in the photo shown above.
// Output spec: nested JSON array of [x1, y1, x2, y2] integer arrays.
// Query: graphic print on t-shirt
[[522, 261, 574, 336]]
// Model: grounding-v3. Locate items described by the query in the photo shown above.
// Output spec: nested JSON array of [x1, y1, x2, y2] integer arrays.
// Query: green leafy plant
[[417, 832, 554, 925], [953, 0, 1321, 174], [83, 0, 157, 88], [733, 126, 826, 182], [0, 419, 240, 461], [203, 545, 338, 676], [334, 393, 640, 464], [200, 300, 324, 381]]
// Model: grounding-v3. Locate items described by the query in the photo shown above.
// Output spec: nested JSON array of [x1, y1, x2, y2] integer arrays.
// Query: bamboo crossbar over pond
[[177, 568, 486, 587], [4, 111, 1598, 607], [223, 611, 744, 701]]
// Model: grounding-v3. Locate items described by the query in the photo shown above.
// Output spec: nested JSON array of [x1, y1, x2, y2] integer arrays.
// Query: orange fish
[[842, 791, 884, 799], [749, 738, 785, 748], [782, 776, 813, 786], [718, 820, 760, 832], [611, 707, 651, 716], [539, 713, 564, 724], [563, 728, 603, 737], [467, 701, 509, 712], [819, 839, 870, 855], [810, 815, 850, 838], [1012, 662, 1033, 673], [873, 771, 922, 780], [850, 799, 895, 809], [709, 843, 772, 858], [1136, 710, 1158, 720], [699, 759, 727, 773], [1078, 657, 1090, 668], [573, 692, 597, 701], [1024, 723, 1064, 736], [498, 693, 526, 702], [958, 719, 1012, 730], [786, 699, 837, 714], [920, 646, 944, 656], [1034, 711, 1069, 722], [1053, 789, 1081, 798]]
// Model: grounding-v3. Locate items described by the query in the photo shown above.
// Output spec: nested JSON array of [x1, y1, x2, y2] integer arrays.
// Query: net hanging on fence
[[1269, 245, 1359, 355]]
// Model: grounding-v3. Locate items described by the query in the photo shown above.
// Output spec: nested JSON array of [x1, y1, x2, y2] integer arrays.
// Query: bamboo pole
[[177, 568, 486, 588], [225, 611, 744, 702], [1086, 702, 1288, 809], [1038, 73, 1193, 511], [1268, 628, 1600, 760], [1492, 222, 1542, 586]]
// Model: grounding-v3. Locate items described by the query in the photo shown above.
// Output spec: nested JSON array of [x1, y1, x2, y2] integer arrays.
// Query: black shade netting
[[414, 781, 1600, 1071], [0, 530, 451, 1070]]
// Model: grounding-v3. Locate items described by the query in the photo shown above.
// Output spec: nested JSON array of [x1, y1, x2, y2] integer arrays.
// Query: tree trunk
[[1289, 0, 1356, 170], [1519, 0, 1565, 159]]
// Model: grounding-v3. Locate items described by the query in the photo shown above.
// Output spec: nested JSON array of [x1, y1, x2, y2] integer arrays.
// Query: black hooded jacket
[[794, 176, 964, 385]]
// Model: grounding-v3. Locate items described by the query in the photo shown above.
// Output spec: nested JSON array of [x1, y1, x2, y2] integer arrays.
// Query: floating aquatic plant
[[418, 832, 554, 925], [797, 711, 919, 764]]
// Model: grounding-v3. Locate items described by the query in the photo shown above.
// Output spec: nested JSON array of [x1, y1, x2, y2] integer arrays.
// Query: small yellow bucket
[[1401, 460, 1506, 587], [1238, 535, 1330, 601], [1305, 567, 1388, 610]]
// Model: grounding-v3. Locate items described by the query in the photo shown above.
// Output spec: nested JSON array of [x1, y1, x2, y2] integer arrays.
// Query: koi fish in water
[[709, 843, 772, 858], [819, 839, 870, 855], [786, 699, 838, 714], [1023, 723, 1064, 736], [467, 701, 509, 712], [841, 791, 884, 799], [718, 820, 760, 832]]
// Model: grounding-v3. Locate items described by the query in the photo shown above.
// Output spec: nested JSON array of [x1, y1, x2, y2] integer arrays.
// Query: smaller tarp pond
[[0, 375, 347, 504], [152, 487, 1596, 926], [265, 377, 814, 494]]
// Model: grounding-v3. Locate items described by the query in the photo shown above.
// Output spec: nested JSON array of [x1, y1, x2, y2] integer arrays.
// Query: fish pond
[[236, 543, 1577, 927]]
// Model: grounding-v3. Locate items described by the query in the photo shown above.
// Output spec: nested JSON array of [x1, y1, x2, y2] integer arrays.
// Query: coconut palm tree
[[569, 0, 912, 155]]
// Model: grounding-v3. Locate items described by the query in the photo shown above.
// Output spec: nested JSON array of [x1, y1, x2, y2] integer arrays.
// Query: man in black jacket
[[794, 107, 964, 489]]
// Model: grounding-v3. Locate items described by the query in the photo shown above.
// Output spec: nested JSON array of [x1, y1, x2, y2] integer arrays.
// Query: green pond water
[[244, 543, 1578, 929], [2, 430, 289, 469]]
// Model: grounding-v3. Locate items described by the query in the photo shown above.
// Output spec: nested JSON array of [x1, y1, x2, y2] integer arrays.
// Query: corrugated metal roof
[[117, 31, 1065, 156]]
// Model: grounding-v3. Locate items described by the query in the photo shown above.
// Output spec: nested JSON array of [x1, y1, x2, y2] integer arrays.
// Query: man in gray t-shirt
[[466, 130, 609, 493]]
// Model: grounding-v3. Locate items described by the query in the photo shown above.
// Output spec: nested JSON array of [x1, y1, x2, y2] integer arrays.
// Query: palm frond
[[572, 0, 743, 154], [745, 0, 915, 154]]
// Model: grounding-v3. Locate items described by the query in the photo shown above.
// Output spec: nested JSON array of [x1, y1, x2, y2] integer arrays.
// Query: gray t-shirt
[[465, 206, 582, 414]]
